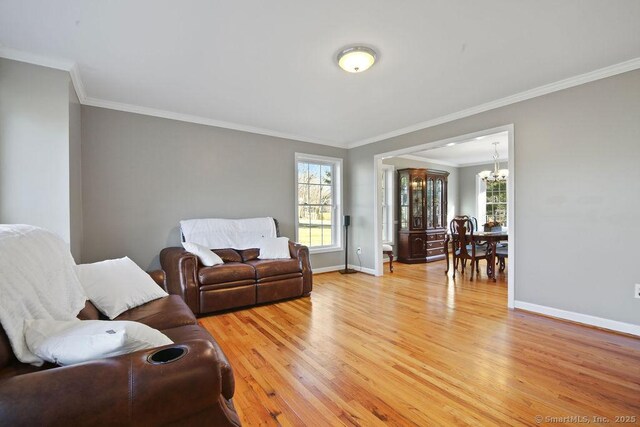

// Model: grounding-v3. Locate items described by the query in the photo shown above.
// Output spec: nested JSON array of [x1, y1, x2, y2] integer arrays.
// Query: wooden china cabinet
[[397, 168, 449, 263]]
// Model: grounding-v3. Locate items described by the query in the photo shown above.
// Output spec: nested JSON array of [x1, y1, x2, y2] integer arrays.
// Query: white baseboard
[[312, 265, 343, 274], [349, 264, 377, 275], [312, 264, 377, 275], [514, 301, 640, 336]]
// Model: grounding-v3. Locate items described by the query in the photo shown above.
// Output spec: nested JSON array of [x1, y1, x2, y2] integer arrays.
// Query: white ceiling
[[408, 132, 508, 167], [1, 1, 639, 148]]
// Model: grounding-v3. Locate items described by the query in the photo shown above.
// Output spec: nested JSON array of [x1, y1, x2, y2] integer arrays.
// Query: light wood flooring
[[200, 260, 640, 426]]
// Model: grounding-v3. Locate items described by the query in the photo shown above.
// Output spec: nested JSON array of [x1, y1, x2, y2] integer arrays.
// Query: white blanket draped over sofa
[[0, 225, 87, 365], [180, 217, 277, 249]]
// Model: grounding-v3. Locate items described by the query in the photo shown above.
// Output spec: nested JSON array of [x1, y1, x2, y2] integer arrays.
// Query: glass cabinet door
[[399, 174, 409, 229], [426, 177, 434, 229], [411, 176, 424, 229], [434, 178, 443, 228]]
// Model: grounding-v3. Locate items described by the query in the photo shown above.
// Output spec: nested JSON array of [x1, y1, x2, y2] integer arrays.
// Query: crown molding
[[2, 46, 639, 151], [0, 46, 88, 106], [0, 46, 74, 71], [82, 97, 343, 147], [68, 63, 87, 103], [347, 57, 640, 149], [397, 154, 460, 168], [458, 160, 502, 168], [0, 46, 343, 148], [396, 156, 504, 169]]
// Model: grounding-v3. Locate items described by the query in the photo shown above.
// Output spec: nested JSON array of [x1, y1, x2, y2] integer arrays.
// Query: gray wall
[[81, 106, 349, 270], [381, 157, 459, 254], [458, 161, 508, 220], [69, 83, 83, 261], [0, 58, 75, 248], [349, 69, 640, 326]]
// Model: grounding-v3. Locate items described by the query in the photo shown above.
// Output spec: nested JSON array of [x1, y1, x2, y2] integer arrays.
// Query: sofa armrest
[[289, 241, 312, 294], [160, 247, 200, 314], [148, 269, 167, 291], [0, 340, 240, 426]]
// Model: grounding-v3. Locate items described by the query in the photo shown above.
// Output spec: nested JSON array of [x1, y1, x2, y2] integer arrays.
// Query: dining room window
[[477, 178, 508, 226]]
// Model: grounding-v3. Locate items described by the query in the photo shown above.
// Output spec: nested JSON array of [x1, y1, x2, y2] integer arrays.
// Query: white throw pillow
[[182, 241, 224, 266], [258, 237, 291, 259], [75, 257, 168, 319], [24, 319, 173, 366]]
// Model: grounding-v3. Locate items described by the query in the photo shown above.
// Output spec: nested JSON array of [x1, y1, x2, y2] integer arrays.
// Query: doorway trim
[[373, 124, 515, 308]]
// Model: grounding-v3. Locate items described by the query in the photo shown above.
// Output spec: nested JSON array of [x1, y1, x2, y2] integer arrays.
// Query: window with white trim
[[295, 154, 343, 252], [476, 177, 508, 227], [381, 165, 394, 244]]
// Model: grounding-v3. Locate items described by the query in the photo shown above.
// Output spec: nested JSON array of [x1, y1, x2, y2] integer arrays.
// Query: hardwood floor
[[200, 260, 640, 426]]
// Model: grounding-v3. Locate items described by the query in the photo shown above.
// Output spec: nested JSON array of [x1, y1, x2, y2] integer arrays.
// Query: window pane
[[322, 225, 333, 246], [321, 205, 332, 226], [298, 184, 308, 205], [320, 185, 332, 206], [308, 185, 321, 205], [298, 225, 311, 246], [321, 164, 332, 184], [487, 205, 495, 220], [309, 223, 322, 246], [298, 206, 309, 225], [298, 205, 311, 246], [308, 163, 321, 185], [298, 162, 309, 184]]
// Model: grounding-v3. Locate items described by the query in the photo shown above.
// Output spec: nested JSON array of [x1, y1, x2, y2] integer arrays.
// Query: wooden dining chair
[[448, 215, 470, 273], [496, 243, 508, 272], [451, 217, 489, 280]]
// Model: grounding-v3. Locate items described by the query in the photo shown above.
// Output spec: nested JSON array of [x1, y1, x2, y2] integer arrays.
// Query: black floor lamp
[[339, 215, 357, 274]]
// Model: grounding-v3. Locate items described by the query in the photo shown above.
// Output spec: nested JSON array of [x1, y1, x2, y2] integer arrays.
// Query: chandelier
[[479, 142, 508, 182]]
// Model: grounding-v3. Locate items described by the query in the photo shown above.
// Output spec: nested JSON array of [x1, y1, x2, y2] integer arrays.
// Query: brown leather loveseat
[[0, 271, 241, 426], [160, 241, 312, 315]]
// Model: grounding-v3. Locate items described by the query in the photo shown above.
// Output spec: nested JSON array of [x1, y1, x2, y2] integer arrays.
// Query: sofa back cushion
[[236, 248, 260, 262], [211, 249, 242, 263], [77, 300, 101, 320]]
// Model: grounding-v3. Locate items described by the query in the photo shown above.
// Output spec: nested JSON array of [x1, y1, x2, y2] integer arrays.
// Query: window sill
[[308, 246, 343, 254]]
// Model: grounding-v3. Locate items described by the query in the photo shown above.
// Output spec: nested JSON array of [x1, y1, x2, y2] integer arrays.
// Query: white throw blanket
[[0, 225, 87, 365], [180, 217, 277, 249]]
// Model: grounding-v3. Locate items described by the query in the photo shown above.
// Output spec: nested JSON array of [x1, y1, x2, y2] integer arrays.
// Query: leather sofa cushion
[[236, 248, 259, 262], [245, 258, 301, 279], [162, 324, 235, 400], [200, 285, 256, 313], [77, 300, 102, 320], [198, 263, 255, 285], [114, 295, 196, 330], [256, 277, 303, 303], [211, 248, 242, 263], [0, 326, 14, 370]]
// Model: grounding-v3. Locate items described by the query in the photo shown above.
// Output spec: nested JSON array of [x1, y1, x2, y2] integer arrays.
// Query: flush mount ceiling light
[[337, 46, 377, 73]]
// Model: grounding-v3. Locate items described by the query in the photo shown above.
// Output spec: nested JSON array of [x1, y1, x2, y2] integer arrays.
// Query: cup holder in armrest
[[147, 346, 188, 365]]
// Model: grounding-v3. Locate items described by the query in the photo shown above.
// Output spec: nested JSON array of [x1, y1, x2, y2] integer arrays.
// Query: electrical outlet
[[635, 284, 640, 299], [356, 247, 362, 255]]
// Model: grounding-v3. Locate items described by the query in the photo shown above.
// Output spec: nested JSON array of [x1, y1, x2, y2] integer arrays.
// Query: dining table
[[444, 231, 508, 281]]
